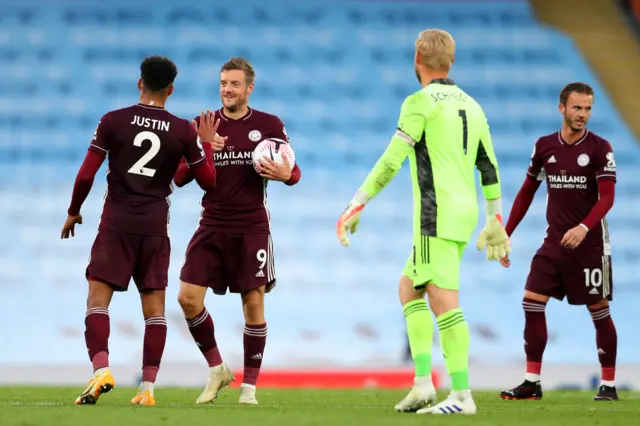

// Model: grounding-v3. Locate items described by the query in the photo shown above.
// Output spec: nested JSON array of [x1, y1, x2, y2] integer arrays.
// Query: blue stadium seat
[[0, 0, 638, 371]]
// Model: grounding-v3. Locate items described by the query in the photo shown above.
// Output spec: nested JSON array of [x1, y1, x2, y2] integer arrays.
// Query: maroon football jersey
[[90, 103, 206, 236], [196, 107, 289, 233], [527, 130, 616, 247]]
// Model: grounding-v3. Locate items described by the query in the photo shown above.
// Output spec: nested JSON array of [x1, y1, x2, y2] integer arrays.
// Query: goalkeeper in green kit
[[336, 29, 509, 415]]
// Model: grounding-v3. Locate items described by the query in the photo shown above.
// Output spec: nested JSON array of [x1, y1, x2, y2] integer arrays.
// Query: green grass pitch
[[1, 387, 639, 426]]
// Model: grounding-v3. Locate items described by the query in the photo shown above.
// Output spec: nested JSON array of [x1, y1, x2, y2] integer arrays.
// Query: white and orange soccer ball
[[252, 138, 296, 173]]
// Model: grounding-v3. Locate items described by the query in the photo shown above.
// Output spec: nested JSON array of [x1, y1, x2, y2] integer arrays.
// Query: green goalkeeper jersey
[[357, 78, 501, 243]]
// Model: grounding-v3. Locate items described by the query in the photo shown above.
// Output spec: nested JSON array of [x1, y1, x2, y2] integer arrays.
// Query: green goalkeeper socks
[[403, 299, 433, 377], [436, 308, 470, 391]]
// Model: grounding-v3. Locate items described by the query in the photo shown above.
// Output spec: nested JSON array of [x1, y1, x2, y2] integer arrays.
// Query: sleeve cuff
[[353, 189, 371, 206], [482, 183, 501, 201], [485, 197, 502, 217]]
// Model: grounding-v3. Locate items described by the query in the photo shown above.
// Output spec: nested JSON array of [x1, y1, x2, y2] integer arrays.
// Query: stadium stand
[[1, 0, 639, 385]]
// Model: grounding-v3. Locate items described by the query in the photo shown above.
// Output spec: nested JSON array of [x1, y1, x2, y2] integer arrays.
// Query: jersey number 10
[[458, 110, 468, 155]]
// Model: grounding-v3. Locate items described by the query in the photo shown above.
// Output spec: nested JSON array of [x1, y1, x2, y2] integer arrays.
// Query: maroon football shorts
[[86, 231, 170, 292], [180, 227, 276, 295], [525, 238, 613, 306]]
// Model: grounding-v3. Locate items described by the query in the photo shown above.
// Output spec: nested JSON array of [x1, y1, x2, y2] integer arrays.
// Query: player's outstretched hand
[[337, 201, 364, 247], [561, 225, 588, 249], [259, 155, 291, 182], [476, 215, 510, 261], [193, 110, 223, 146], [61, 214, 83, 239], [499, 254, 511, 268], [210, 133, 227, 152]]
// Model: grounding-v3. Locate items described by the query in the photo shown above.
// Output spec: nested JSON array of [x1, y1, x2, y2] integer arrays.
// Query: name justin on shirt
[[131, 115, 170, 132]]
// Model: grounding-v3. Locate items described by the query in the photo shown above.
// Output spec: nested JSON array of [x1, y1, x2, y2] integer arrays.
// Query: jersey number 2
[[128, 131, 160, 177], [458, 110, 468, 155]]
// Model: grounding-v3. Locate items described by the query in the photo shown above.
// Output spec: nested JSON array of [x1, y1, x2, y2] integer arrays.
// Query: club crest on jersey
[[606, 152, 615, 166], [249, 130, 262, 142], [577, 153, 590, 167]]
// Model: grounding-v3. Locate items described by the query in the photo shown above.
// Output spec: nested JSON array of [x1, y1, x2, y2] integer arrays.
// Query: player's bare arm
[[61, 149, 106, 238]]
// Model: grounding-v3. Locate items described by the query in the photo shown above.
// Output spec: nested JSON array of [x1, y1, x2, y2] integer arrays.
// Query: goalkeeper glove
[[476, 214, 510, 261], [337, 199, 365, 247]]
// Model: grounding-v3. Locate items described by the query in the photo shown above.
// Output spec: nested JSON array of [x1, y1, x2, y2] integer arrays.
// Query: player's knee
[[87, 280, 114, 309], [242, 289, 265, 323], [177, 294, 203, 317], [523, 290, 550, 304], [425, 284, 459, 317], [177, 282, 206, 316], [588, 298, 609, 311], [141, 290, 165, 318], [398, 275, 425, 305]]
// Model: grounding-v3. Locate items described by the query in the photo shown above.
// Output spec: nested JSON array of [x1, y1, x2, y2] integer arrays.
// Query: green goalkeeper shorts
[[402, 235, 467, 290]]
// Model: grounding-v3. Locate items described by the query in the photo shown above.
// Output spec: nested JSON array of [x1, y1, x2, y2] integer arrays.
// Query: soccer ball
[[252, 138, 296, 173]]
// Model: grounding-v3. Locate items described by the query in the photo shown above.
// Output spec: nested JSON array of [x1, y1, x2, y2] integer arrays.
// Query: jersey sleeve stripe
[[187, 156, 206, 167], [596, 174, 616, 179], [475, 140, 499, 186], [90, 144, 108, 153], [394, 129, 416, 146]]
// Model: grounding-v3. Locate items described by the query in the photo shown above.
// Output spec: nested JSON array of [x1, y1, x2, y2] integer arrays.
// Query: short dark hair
[[140, 56, 178, 92], [220, 57, 255, 85], [559, 82, 594, 105]]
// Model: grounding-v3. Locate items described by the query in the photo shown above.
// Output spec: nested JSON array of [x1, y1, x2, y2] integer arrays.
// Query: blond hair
[[415, 29, 456, 71]]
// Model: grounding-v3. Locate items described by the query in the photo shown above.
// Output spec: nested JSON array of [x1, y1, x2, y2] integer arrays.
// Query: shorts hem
[[218, 279, 277, 296], [97, 228, 168, 237], [86, 273, 127, 292], [196, 225, 271, 235]]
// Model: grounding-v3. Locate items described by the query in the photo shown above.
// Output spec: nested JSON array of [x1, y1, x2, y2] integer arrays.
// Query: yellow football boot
[[74, 368, 115, 405], [131, 389, 156, 406]]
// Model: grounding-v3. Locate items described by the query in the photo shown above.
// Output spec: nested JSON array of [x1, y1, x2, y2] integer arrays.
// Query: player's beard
[[565, 113, 587, 133], [223, 92, 248, 114]]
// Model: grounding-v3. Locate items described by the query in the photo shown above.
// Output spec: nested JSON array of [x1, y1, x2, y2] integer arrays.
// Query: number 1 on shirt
[[458, 109, 468, 155]]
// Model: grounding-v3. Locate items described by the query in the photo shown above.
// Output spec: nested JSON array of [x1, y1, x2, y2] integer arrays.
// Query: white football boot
[[238, 383, 259, 405], [195, 362, 235, 404], [416, 389, 477, 415], [394, 376, 438, 412]]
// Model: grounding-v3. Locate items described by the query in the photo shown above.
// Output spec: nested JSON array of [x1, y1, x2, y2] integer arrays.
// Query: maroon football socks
[[186, 308, 223, 367], [522, 298, 547, 381], [243, 323, 267, 386], [141, 316, 167, 383], [590, 305, 617, 384], [85, 307, 110, 372]]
